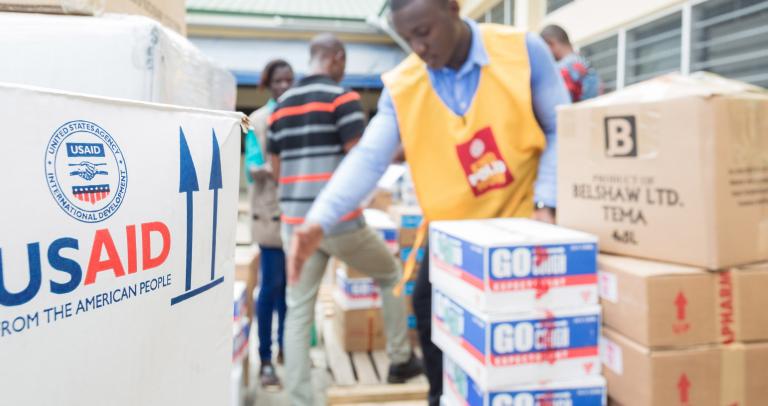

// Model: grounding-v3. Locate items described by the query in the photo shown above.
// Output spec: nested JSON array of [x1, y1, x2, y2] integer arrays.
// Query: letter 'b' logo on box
[[604, 116, 637, 158]]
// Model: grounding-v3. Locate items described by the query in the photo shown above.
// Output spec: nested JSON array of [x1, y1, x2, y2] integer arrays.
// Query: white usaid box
[[429, 219, 598, 312], [0, 12, 236, 110], [334, 267, 382, 309], [432, 287, 601, 388], [0, 83, 243, 406], [443, 355, 606, 406]]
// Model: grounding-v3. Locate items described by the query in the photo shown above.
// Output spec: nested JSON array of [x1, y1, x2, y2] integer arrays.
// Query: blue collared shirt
[[306, 18, 570, 232]]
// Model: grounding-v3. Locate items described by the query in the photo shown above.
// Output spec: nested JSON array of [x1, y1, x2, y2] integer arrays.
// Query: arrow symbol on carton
[[208, 130, 222, 281], [179, 128, 199, 292], [678, 373, 691, 404], [170, 128, 225, 307], [675, 291, 688, 321]]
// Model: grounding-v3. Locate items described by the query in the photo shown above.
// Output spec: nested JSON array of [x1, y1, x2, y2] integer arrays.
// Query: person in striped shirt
[[267, 33, 423, 406]]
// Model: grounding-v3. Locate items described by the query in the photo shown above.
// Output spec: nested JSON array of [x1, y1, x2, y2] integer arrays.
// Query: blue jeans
[[257, 246, 287, 362]]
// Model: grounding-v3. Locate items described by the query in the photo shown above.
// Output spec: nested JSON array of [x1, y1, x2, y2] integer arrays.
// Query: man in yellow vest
[[288, 0, 569, 404]]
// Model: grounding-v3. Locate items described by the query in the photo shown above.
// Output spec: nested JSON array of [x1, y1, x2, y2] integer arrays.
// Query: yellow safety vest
[[382, 24, 546, 289]]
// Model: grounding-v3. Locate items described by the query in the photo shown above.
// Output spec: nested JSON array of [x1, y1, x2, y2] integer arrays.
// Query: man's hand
[[288, 223, 325, 285], [249, 167, 273, 182], [531, 207, 556, 224]]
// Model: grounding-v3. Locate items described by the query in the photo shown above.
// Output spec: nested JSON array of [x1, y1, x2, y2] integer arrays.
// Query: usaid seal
[[44, 120, 128, 223]]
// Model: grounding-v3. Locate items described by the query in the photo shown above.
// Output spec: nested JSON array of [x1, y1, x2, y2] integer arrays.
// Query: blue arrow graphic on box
[[171, 127, 224, 306], [209, 130, 222, 281]]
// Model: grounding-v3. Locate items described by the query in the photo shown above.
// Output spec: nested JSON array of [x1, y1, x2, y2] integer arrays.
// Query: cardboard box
[[234, 245, 259, 283], [367, 188, 393, 212], [599, 254, 717, 348], [233, 281, 247, 321], [334, 301, 385, 352], [233, 316, 251, 363], [430, 218, 599, 312], [232, 316, 251, 406], [443, 354, 607, 406], [599, 255, 768, 347], [744, 341, 768, 406], [0, 0, 187, 34], [334, 267, 382, 310], [390, 205, 423, 247], [432, 287, 601, 388], [600, 328, 768, 406], [399, 228, 419, 250], [0, 12, 235, 110], [400, 246, 425, 264], [0, 82, 242, 405], [364, 209, 398, 254], [235, 245, 259, 319], [732, 262, 768, 342], [557, 73, 768, 269]]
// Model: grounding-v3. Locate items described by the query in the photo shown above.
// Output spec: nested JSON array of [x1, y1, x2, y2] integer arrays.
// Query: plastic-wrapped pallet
[[0, 0, 186, 34], [0, 12, 235, 110]]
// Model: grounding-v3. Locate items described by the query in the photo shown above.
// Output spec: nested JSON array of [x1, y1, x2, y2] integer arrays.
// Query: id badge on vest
[[456, 126, 514, 197]]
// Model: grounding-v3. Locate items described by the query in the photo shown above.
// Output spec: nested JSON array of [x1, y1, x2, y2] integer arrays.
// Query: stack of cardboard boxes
[[557, 73, 768, 405], [428, 218, 606, 406], [333, 261, 386, 352], [330, 205, 425, 351], [390, 204, 425, 334], [330, 209, 399, 352]]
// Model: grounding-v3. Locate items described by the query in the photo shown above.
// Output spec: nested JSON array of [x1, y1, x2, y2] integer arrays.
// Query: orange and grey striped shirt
[[267, 75, 366, 235]]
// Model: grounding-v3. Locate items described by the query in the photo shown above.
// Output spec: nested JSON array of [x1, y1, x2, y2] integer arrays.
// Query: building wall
[[465, 0, 687, 39], [539, 0, 687, 44], [465, 0, 768, 91]]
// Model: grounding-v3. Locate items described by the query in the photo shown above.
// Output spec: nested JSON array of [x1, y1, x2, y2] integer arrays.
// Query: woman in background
[[246, 59, 294, 391]]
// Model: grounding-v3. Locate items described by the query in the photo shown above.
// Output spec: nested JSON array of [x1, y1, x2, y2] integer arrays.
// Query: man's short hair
[[310, 33, 345, 60], [541, 24, 571, 46]]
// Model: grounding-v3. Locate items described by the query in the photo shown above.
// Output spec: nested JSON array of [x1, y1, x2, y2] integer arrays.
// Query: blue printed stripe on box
[[400, 213, 423, 229], [433, 289, 600, 367], [430, 219, 598, 293], [338, 277, 379, 299], [400, 247, 425, 263], [377, 228, 397, 242], [408, 314, 417, 329], [444, 355, 606, 406]]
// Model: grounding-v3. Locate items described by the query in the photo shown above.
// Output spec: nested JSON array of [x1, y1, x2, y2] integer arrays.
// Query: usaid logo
[[45, 120, 127, 223], [604, 116, 637, 158]]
